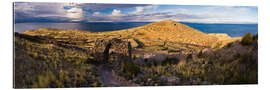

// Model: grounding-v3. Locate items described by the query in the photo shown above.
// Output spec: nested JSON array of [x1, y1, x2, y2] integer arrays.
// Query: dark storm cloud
[[14, 2, 70, 22]]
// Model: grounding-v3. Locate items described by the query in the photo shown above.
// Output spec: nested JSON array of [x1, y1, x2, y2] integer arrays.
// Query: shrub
[[241, 33, 253, 45], [186, 54, 193, 60], [226, 42, 234, 48], [162, 57, 179, 65], [197, 51, 203, 58], [121, 61, 140, 77], [253, 34, 258, 40], [32, 71, 56, 88], [85, 58, 99, 65]]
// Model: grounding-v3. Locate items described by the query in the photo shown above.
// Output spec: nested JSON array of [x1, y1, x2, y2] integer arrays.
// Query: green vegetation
[[137, 44, 257, 85], [14, 33, 102, 88], [118, 33, 257, 85], [162, 57, 179, 66], [241, 33, 253, 45], [121, 61, 140, 79]]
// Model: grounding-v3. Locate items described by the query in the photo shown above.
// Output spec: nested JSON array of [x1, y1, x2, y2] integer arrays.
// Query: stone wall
[[93, 38, 133, 63]]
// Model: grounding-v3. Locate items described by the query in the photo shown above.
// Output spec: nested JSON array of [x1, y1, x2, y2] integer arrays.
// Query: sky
[[14, 2, 258, 24]]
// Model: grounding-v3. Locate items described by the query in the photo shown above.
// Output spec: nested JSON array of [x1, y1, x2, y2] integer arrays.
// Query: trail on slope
[[97, 65, 138, 87]]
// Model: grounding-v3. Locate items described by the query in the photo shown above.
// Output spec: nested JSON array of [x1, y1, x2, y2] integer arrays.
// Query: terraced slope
[[23, 20, 234, 52], [117, 20, 219, 47]]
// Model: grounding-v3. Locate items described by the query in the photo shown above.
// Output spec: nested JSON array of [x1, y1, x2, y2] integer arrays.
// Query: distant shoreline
[[15, 21, 258, 24], [14, 22, 258, 37]]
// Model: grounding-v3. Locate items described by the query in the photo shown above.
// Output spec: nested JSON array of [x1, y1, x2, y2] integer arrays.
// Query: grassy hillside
[[136, 35, 257, 85], [14, 20, 257, 88], [22, 20, 239, 53], [14, 33, 102, 88]]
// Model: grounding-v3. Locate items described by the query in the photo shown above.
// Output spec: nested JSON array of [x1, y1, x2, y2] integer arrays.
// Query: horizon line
[[15, 21, 258, 24]]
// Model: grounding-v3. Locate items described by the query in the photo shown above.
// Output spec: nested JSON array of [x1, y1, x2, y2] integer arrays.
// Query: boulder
[[201, 48, 214, 56]]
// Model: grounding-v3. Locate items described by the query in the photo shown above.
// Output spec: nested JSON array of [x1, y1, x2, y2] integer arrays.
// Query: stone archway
[[93, 38, 133, 64]]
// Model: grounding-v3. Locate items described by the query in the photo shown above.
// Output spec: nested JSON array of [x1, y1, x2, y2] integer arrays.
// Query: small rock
[[202, 81, 208, 85], [147, 78, 152, 82], [167, 76, 180, 83], [160, 75, 167, 82]]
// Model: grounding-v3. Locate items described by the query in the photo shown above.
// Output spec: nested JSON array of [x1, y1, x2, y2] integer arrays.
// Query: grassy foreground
[[14, 20, 257, 88]]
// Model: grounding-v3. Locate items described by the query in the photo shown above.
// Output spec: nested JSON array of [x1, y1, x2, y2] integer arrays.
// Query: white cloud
[[129, 5, 157, 14], [111, 9, 123, 16], [15, 2, 257, 23], [85, 5, 257, 23], [66, 7, 83, 19], [92, 12, 100, 16], [155, 6, 257, 23], [133, 7, 144, 14]]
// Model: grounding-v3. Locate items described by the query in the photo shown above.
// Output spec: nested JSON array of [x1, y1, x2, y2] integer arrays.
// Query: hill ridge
[[22, 20, 238, 49], [114, 20, 220, 47]]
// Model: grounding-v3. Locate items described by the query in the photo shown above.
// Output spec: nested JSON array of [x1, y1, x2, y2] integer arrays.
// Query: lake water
[[14, 22, 258, 37]]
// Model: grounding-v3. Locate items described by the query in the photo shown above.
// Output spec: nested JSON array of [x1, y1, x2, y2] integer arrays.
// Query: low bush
[[226, 42, 234, 48], [162, 57, 179, 65], [241, 33, 253, 45], [186, 54, 193, 60], [121, 61, 140, 78], [85, 58, 99, 65]]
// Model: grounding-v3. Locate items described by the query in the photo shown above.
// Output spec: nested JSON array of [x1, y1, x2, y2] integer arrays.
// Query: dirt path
[[97, 65, 138, 87]]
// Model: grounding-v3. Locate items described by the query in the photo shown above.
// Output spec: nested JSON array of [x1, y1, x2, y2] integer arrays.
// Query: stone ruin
[[93, 38, 133, 64]]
